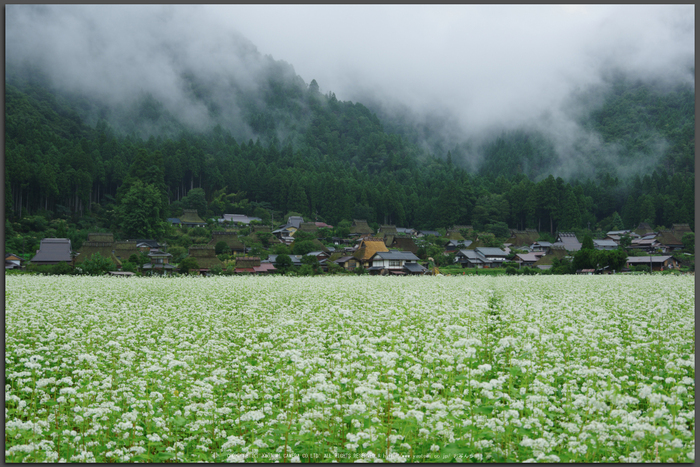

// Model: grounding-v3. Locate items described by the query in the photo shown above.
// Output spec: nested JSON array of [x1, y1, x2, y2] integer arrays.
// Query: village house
[[297, 222, 319, 235], [386, 236, 419, 254], [532, 246, 568, 270], [31, 238, 74, 266], [629, 235, 662, 253], [75, 233, 120, 267], [141, 248, 176, 275], [349, 219, 374, 237], [455, 246, 508, 268], [634, 222, 655, 237], [305, 251, 330, 262], [5, 253, 24, 270], [509, 229, 540, 247], [514, 252, 544, 267], [553, 232, 582, 252], [187, 245, 223, 275], [208, 230, 246, 253], [334, 255, 361, 271], [475, 247, 509, 266], [395, 227, 416, 236], [366, 250, 423, 275], [113, 241, 142, 264], [234, 256, 277, 274], [626, 255, 680, 272], [530, 241, 552, 253], [655, 230, 685, 253], [416, 229, 440, 238], [444, 239, 472, 253], [455, 249, 489, 268], [353, 238, 389, 268], [593, 239, 619, 251], [179, 209, 207, 228]]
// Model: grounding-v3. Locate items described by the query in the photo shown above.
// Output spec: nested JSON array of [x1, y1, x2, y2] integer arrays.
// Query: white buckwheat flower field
[[5, 274, 694, 463]]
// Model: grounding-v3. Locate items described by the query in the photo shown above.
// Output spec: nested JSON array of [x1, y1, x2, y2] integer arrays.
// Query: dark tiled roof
[[31, 238, 72, 263], [403, 262, 426, 273], [372, 251, 420, 261]]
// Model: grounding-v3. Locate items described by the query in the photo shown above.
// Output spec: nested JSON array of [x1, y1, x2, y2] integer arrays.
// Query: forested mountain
[[4, 46, 694, 254]]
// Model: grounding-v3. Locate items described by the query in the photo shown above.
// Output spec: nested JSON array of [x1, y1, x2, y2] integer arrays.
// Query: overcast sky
[[214, 5, 694, 130], [6, 4, 695, 169]]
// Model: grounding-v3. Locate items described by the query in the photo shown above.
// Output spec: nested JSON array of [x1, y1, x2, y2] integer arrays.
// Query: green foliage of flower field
[[5, 275, 695, 462]]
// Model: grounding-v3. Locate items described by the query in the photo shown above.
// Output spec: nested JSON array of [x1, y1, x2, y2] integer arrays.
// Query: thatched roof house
[[446, 225, 472, 241], [533, 246, 568, 269], [350, 219, 374, 235], [656, 230, 684, 250], [208, 230, 245, 252], [187, 246, 223, 271], [298, 222, 319, 234], [353, 238, 389, 265], [634, 222, 654, 237], [111, 241, 140, 263], [672, 224, 692, 237], [75, 233, 120, 266], [509, 229, 540, 247], [180, 209, 206, 227], [235, 256, 261, 268], [388, 236, 418, 254]]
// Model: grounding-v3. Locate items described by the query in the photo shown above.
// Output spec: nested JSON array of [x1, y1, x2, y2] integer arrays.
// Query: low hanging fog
[[6, 5, 694, 179]]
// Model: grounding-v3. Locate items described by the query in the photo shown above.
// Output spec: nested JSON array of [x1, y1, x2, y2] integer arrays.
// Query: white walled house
[[367, 251, 422, 275]]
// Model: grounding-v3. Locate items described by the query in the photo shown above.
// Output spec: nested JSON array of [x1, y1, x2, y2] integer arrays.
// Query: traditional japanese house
[[31, 238, 74, 266], [187, 246, 223, 275], [208, 230, 245, 253], [142, 249, 176, 275]]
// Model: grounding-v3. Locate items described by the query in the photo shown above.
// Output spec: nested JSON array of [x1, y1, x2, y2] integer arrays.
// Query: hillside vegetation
[[5, 54, 694, 253]]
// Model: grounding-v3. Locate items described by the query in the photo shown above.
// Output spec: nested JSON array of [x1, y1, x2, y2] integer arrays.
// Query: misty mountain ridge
[[6, 27, 693, 183]]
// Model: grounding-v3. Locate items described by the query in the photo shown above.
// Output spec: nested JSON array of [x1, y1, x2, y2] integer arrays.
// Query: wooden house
[[626, 256, 680, 271], [353, 238, 389, 267], [142, 249, 176, 275], [5, 253, 24, 270], [514, 252, 541, 267], [334, 255, 361, 271], [367, 250, 422, 275]]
